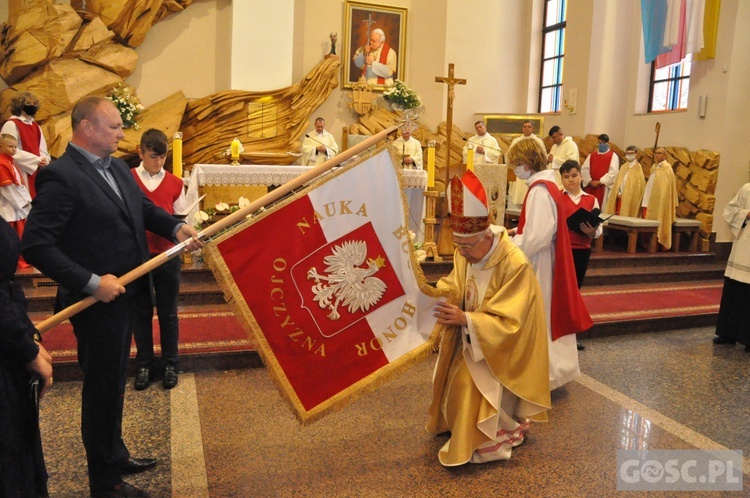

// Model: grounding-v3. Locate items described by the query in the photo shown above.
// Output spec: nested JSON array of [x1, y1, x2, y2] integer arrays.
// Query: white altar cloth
[[184, 164, 427, 241]]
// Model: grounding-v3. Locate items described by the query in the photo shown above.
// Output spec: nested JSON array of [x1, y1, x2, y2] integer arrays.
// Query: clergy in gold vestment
[[641, 148, 677, 249], [426, 171, 550, 467], [604, 145, 646, 217]]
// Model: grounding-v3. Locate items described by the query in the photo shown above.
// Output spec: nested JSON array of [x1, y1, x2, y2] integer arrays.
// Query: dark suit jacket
[[21, 144, 181, 309]]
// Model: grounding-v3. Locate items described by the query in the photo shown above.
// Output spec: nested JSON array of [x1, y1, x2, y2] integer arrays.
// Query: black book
[[566, 207, 612, 236]]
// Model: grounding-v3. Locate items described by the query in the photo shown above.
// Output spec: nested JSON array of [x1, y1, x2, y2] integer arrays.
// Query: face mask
[[598, 143, 609, 153], [514, 165, 531, 180], [22, 105, 38, 117], [625, 153, 636, 162]]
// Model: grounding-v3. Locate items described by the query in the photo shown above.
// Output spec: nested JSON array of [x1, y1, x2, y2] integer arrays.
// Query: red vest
[[8, 117, 42, 198], [562, 192, 597, 249], [132, 169, 184, 254], [583, 150, 613, 206], [517, 180, 594, 340]]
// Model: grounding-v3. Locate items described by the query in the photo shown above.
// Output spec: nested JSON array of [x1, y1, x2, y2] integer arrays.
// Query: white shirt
[[135, 164, 188, 214]]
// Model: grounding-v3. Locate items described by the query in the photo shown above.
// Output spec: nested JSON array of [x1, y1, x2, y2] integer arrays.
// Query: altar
[[184, 164, 428, 241]]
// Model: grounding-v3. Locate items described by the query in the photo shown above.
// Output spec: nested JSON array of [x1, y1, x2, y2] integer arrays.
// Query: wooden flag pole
[[35, 125, 398, 333]]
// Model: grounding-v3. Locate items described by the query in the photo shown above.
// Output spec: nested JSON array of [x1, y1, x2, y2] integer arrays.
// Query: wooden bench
[[672, 218, 703, 252], [594, 215, 660, 254]]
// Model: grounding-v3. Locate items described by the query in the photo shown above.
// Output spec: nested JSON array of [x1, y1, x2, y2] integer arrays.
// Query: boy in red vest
[[561, 160, 602, 351], [561, 160, 602, 288], [0, 134, 32, 269], [131, 129, 186, 390]]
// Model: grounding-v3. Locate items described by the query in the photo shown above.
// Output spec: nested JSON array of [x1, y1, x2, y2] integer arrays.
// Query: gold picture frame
[[482, 114, 546, 137], [343, 1, 407, 90]]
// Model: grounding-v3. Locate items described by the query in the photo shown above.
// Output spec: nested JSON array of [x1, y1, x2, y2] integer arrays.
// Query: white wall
[[444, 0, 530, 130], [128, 0, 232, 106], [2, 0, 748, 242], [231, 0, 295, 91]]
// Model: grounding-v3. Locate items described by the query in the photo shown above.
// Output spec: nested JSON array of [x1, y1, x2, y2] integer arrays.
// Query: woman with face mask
[[1, 92, 51, 198], [505, 139, 593, 391], [604, 145, 646, 217]]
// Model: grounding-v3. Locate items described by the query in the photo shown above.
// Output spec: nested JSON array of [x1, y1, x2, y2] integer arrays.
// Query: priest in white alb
[[301, 117, 339, 166], [462, 121, 501, 165], [426, 170, 551, 467], [391, 126, 423, 169]]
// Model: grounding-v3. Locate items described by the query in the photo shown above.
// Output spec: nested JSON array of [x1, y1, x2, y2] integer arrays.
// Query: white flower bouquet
[[382, 80, 422, 110], [107, 83, 144, 130]]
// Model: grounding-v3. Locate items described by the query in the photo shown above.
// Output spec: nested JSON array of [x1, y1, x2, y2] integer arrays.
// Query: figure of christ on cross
[[435, 63, 466, 255]]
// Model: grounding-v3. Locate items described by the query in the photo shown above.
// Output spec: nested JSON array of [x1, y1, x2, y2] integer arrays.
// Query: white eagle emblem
[[307, 240, 387, 320]]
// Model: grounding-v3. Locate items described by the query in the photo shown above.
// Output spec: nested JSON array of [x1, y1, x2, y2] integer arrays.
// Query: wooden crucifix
[[435, 63, 466, 255], [435, 63, 466, 187]]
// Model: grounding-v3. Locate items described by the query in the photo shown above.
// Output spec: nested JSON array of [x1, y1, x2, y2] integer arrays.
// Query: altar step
[[584, 251, 725, 287], [18, 248, 726, 378]]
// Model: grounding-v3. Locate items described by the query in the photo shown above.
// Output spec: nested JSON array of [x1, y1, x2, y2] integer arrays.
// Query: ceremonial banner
[[205, 147, 445, 422]]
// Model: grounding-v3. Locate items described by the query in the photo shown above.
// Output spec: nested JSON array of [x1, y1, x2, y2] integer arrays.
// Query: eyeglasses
[[453, 235, 487, 251]]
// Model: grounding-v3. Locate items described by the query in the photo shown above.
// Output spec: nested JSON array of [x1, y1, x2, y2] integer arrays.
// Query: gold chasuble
[[426, 227, 551, 466], [605, 161, 646, 217], [644, 161, 678, 249]]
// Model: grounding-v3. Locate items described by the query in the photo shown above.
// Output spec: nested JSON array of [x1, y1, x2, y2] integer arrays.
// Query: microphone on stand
[[305, 134, 335, 154], [305, 134, 342, 169], [462, 136, 503, 152]]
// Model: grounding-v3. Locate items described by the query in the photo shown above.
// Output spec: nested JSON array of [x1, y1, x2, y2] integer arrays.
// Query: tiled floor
[[40, 326, 750, 497]]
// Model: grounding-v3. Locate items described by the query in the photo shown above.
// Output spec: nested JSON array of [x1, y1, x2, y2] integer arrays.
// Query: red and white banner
[[205, 148, 444, 422]]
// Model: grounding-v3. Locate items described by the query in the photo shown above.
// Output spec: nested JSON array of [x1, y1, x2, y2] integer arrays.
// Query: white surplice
[[511, 169, 580, 390]]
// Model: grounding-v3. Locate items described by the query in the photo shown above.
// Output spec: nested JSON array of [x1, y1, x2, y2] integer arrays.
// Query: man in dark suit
[[22, 96, 202, 498]]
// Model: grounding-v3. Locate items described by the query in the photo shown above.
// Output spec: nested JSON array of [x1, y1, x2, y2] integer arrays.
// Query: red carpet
[[38, 312, 255, 364], [582, 281, 723, 323]]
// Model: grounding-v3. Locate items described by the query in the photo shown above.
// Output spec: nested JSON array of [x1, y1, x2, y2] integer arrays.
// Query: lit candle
[[172, 131, 182, 178], [466, 146, 475, 172], [230, 138, 241, 162], [427, 141, 435, 188]]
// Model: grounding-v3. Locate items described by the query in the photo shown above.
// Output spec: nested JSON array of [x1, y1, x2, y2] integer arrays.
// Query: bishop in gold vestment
[[426, 171, 550, 466]]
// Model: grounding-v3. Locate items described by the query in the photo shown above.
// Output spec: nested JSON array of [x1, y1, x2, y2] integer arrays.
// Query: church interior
[[2, 0, 750, 496]]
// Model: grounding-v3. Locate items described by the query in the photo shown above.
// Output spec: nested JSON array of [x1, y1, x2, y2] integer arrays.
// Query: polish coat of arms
[[307, 240, 387, 320]]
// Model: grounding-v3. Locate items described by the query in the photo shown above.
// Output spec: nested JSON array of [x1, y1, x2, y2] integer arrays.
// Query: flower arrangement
[[382, 80, 422, 110], [193, 197, 252, 230], [107, 83, 144, 130]]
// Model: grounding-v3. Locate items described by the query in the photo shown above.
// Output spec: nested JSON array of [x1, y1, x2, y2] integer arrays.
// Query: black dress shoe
[[91, 482, 149, 497], [134, 367, 152, 391], [163, 365, 178, 389], [713, 336, 736, 345], [118, 457, 157, 475], [577, 342, 585, 351]]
